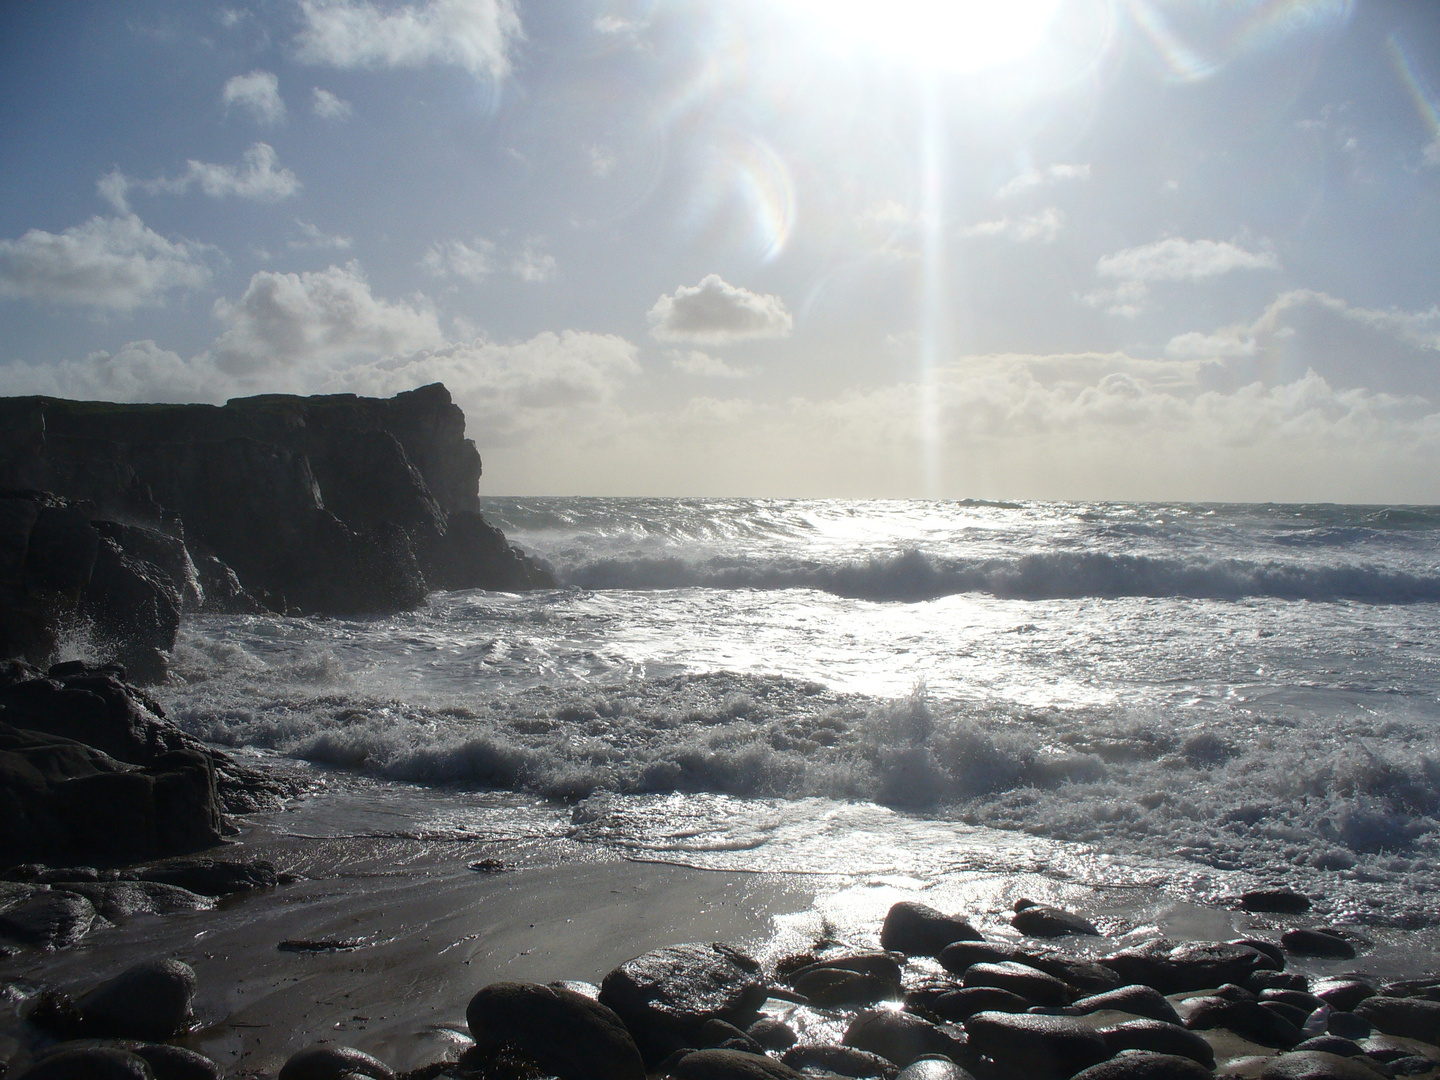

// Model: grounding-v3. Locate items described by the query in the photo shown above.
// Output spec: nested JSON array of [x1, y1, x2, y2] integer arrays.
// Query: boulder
[[1328, 1014, 1372, 1041], [1247, 972, 1311, 994], [13, 1046, 154, 1080], [931, 987, 1034, 1021], [1070, 1050, 1215, 1080], [962, 962, 1071, 1006], [1260, 1051, 1390, 1080], [880, 902, 983, 956], [670, 1049, 803, 1080], [467, 981, 644, 1080], [0, 887, 98, 949], [1262, 991, 1328, 1015], [1242, 888, 1312, 914], [789, 952, 905, 987], [1354, 998, 1440, 1045], [1100, 1020, 1216, 1067], [1313, 980, 1376, 1014], [1011, 903, 1101, 939], [277, 1045, 394, 1080], [126, 857, 280, 896], [1073, 986, 1182, 1026], [1283, 931, 1357, 960], [599, 943, 768, 1065], [1294, 1038, 1365, 1057], [939, 941, 1120, 995], [960, 1012, 1108, 1080], [76, 959, 196, 1040], [1230, 938, 1286, 970], [1184, 996, 1302, 1049], [781, 1045, 897, 1079], [794, 968, 898, 1007], [894, 1058, 977, 1080], [126, 1044, 223, 1080], [843, 1010, 963, 1068], [49, 880, 211, 921], [747, 1018, 797, 1051], [1101, 940, 1268, 995]]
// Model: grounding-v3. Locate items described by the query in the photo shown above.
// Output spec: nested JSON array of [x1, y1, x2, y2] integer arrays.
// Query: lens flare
[[1387, 33, 1440, 155], [784, 0, 1064, 74], [1126, 0, 1353, 83]]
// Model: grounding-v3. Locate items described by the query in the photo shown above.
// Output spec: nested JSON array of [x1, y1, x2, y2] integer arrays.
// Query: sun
[[785, 0, 1065, 73]]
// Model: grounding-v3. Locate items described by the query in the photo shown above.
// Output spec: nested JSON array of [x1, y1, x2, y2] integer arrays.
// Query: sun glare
[[786, 0, 1065, 73]]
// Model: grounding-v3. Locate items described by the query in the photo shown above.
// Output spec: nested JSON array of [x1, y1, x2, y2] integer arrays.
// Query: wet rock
[[1243, 889, 1312, 914], [794, 968, 898, 1008], [599, 943, 768, 1065], [1263, 991, 1328, 1014], [932, 987, 1034, 1021], [127, 857, 279, 896], [1329, 1014, 1373, 1041], [671, 1049, 803, 1080], [0, 889, 98, 949], [961, 962, 1071, 1007], [781, 1045, 897, 1079], [1247, 972, 1312, 994], [1294, 1038, 1365, 1058], [938, 942, 1118, 995], [1355, 998, 1440, 1045], [1071, 1050, 1216, 1080], [1100, 1020, 1215, 1068], [1102, 940, 1269, 995], [843, 1010, 963, 1068], [960, 1011, 1108, 1080], [880, 902, 983, 957], [747, 1018, 797, 1052], [791, 953, 905, 987], [700, 1019, 763, 1054], [894, 1058, 976, 1080], [1380, 980, 1440, 1002], [1265, 1000, 1317, 1029], [13, 1046, 153, 1080], [76, 959, 196, 1040], [277, 1044, 394, 1080], [1260, 1050, 1390, 1080], [1073, 986, 1182, 1026], [552, 979, 601, 1000], [1315, 981, 1378, 1014], [1284, 931, 1357, 960], [1011, 904, 1101, 939], [1230, 939, 1286, 970], [467, 981, 644, 1080], [938, 941, 1029, 975], [1388, 1057, 1438, 1076], [49, 881, 211, 922], [1184, 996, 1303, 1049], [127, 1044, 223, 1080]]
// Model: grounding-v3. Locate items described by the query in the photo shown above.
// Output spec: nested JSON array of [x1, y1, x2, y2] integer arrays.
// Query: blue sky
[[2, 0, 1440, 499]]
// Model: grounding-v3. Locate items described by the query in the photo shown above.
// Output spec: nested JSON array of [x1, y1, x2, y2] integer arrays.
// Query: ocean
[[159, 498, 1440, 933]]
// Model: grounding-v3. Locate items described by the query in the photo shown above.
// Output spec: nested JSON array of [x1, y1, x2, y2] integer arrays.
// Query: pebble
[[1100, 1020, 1216, 1068], [781, 1045, 898, 1079], [467, 981, 645, 1080], [1073, 986, 1182, 1026], [1242, 889, 1313, 914], [670, 1048, 803, 1080], [1293, 1037, 1366, 1058], [894, 1057, 976, 1080], [76, 959, 196, 1040], [1011, 902, 1101, 939], [879, 902, 983, 957], [1259, 1050, 1391, 1080], [277, 1045, 394, 1080], [931, 987, 1034, 1021], [843, 1009, 963, 1068], [1248, 972, 1313, 994], [747, 1019, 797, 1052], [1071, 1050, 1216, 1080], [960, 1011, 1109, 1080], [1283, 930, 1357, 960], [1315, 981, 1379, 1014], [794, 968, 898, 1008], [1102, 941, 1270, 995]]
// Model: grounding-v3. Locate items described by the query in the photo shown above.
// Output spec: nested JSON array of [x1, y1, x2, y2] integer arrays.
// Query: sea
[[159, 498, 1440, 934]]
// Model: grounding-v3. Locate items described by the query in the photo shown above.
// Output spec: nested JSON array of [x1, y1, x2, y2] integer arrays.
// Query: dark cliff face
[[0, 384, 552, 678]]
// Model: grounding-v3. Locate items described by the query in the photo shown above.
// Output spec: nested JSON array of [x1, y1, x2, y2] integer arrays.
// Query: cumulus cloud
[[101, 144, 300, 210], [1098, 237, 1279, 282], [288, 220, 353, 251], [510, 240, 556, 283], [963, 207, 1064, 243], [1165, 331, 1257, 359], [209, 262, 444, 373], [311, 87, 353, 120], [996, 163, 1090, 198], [293, 0, 523, 81], [223, 70, 287, 125], [422, 238, 496, 281], [669, 350, 751, 378], [648, 274, 792, 344], [0, 214, 211, 311]]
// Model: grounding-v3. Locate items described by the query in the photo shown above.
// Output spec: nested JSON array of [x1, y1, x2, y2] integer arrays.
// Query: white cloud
[[209, 262, 444, 373], [1165, 331, 1257, 359], [288, 220, 353, 251], [996, 163, 1090, 198], [963, 207, 1064, 243], [649, 274, 792, 344], [293, 0, 523, 81], [422, 238, 496, 281], [587, 144, 617, 178], [223, 70, 287, 125], [104, 144, 301, 208], [1097, 237, 1280, 282], [1080, 279, 1149, 318], [0, 214, 211, 311], [669, 350, 751, 378], [511, 240, 556, 283], [312, 87, 353, 120]]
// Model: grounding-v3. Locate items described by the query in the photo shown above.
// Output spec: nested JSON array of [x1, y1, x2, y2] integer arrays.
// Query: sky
[[2, 0, 1440, 501]]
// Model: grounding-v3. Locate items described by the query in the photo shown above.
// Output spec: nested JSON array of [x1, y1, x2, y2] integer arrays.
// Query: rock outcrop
[[0, 385, 552, 677]]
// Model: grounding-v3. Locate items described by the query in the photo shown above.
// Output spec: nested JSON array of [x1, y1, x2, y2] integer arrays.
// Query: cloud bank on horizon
[[2, 0, 1439, 501]]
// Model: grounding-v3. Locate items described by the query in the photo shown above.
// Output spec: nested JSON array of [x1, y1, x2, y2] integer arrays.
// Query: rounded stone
[[932, 987, 1034, 1021], [781, 1044, 898, 1079], [1260, 1050, 1390, 1080], [467, 980, 645, 1080], [127, 1044, 223, 1080], [1011, 904, 1100, 939], [670, 1049, 804, 1080], [1242, 889, 1312, 914], [1071, 1050, 1215, 1080], [1282, 931, 1356, 961], [278, 1045, 394, 1080], [894, 1057, 977, 1080], [1328, 1013, 1373, 1041], [961, 961, 1070, 1007], [76, 959, 196, 1040], [14, 1047, 154, 1080], [747, 1018, 797, 1051], [880, 902, 983, 957], [844, 1009, 962, 1068], [1294, 1038, 1365, 1058], [1101, 1019, 1216, 1068], [1074, 986, 1182, 1026], [960, 1011, 1109, 1080]]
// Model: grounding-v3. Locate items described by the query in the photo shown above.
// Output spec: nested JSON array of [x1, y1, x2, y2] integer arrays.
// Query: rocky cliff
[[0, 385, 552, 679]]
